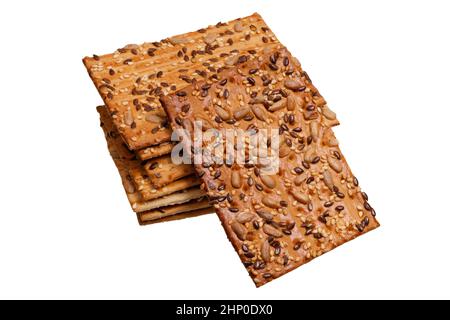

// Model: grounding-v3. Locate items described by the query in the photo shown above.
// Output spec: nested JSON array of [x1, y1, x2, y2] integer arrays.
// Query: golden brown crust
[[84, 13, 281, 150], [162, 48, 379, 286], [98, 106, 208, 219], [138, 198, 211, 224], [138, 206, 213, 225], [136, 142, 173, 161]]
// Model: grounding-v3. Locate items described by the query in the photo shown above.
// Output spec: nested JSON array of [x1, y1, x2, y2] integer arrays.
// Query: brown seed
[[291, 190, 309, 204], [255, 183, 263, 191], [181, 104, 190, 113], [250, 105, 267, 121], [287, 167, 301, 177], [364, 202, 372, 211], [261, 241, 271, 262], [324, 201, 333, 207], [268, 99, 286, 112], [236, 212, 255, 224], [214, 105, 231, 121], [263, 224, 283, 238], [327, 156, 343, 173], [231, 171, 242, 188], [284, 79, 305, 91], [256, 209, 273, 221], [231, 222, 247, 241], [260, 175, 276, 189], [233, 107, 251, 120], [335, 205, 345, 212], [353, 177, 359, 187], [262, 196, 281, 209], [306, 177, 315, 184], [322, 169, 334, 190]]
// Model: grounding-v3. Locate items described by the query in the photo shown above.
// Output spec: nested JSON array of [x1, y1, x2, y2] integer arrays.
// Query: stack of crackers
[[84, 13, 379, 286], [84, 14, 280, 225]]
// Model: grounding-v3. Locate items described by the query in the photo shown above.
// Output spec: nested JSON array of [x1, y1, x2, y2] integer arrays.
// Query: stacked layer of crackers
[[84, 13, 379, 286], [84, 13, 280, 224]]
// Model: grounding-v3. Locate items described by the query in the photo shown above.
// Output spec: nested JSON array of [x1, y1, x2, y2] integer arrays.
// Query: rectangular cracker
[[129, 188, 205, 213], [142, 155, 195, 188], [161, 47, 379, 287], [129, 167, 200, 201], [84, 13, 281, 150], [138, 198, 211, 224], [136, 142, 173, 161], [98, 106, 206, 217], [139, 207, 213, 226]]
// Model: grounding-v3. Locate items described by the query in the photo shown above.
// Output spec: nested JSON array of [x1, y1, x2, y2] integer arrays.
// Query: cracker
[[129, 166, 200, 201], [162, 47, 379, 286], [138, 198, 211, 224], [129, 188, 205, 212], [84, 13, 281, 150], [142, 155, 195, 188], [98, 106, 205, 218], [136, 142, 173, 160]]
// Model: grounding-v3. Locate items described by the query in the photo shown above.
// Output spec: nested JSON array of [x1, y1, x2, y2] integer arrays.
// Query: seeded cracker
[[98, 106, 211, 224], [162, 48, 379, 286], [84, 13, 281, 150]]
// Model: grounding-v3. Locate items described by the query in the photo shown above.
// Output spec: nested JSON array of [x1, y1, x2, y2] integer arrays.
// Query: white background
[[0, 0, 449, 299]]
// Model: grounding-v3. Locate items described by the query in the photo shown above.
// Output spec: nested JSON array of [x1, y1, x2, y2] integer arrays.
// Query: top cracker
[[161, 48, 378, 286], [83, 13, 281, 150]]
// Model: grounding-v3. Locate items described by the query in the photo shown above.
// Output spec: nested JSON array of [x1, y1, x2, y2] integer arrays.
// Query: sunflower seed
[[233, 21, 244, 32], [322, 169, 334, 190], [328, 156, 343, 173], [214, 105, 231, 121], [291, 191, 309, 204], [256, 209, 273, 221], [322, 105, 336, 120], [263, 224, 283, 237], [231, 221, 247, 241], [279, 142, 291, 158], [204, 33, 217, 44], [124, 109, 133, 126], [260, 175, 276, 189], [310, 121, 319, 142], [145, 114, 165, 124], [268, 99, 286, 112], [249, 95, 265, 105], [233, 107, 251, 120], [231, 170, 242, 188], [251, 104, 267, 121], [304, 147, 316, 163], [261, 240, 271, 262], [284, 79, 305, 91], [236, 212, 255, 224], [262, 196, 281, 209], [287, 95, 303, 111], [225, 55, 239, 66]]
